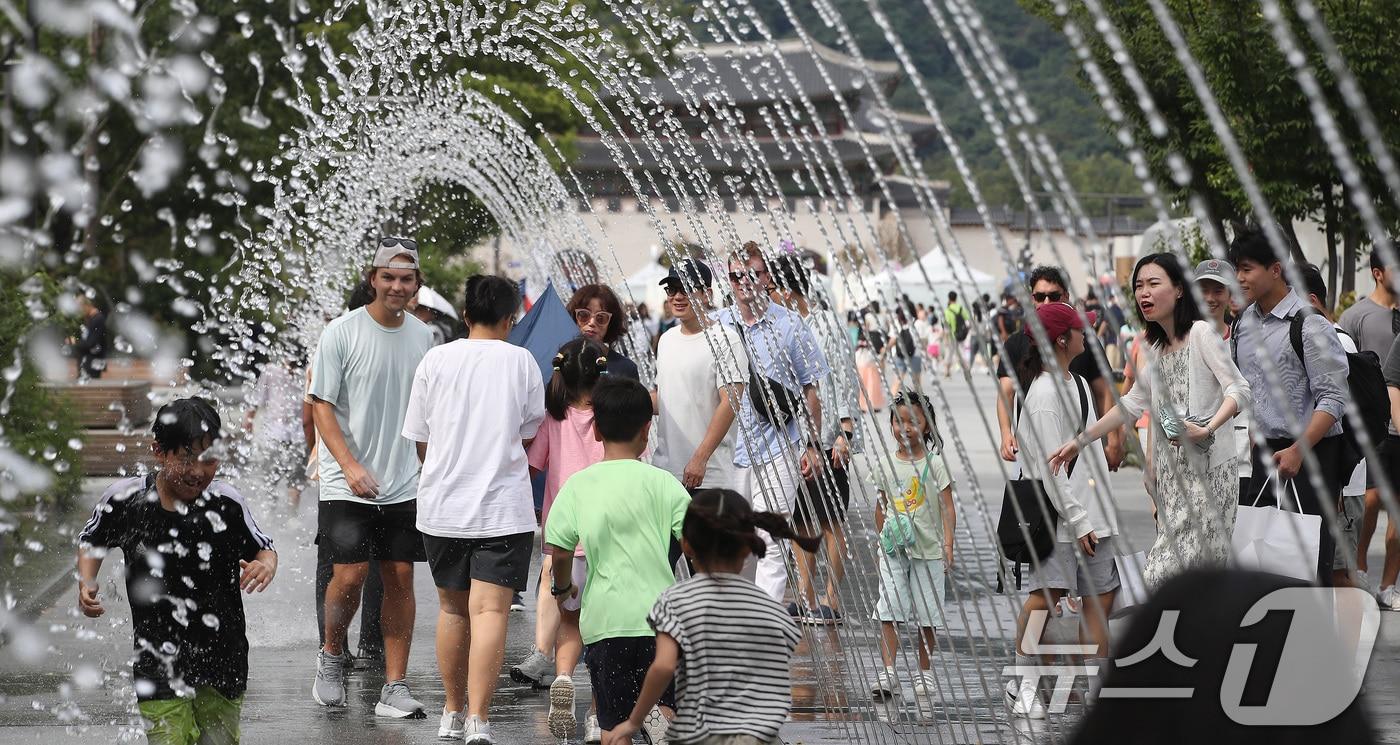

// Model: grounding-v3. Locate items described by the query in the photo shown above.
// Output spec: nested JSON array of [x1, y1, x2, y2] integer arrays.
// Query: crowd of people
[[72, 230, 1398, 744]]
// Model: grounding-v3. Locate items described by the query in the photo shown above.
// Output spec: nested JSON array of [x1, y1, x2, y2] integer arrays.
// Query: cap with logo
[[1194, 258, 1233, 286], [373, 236, 420, 269]]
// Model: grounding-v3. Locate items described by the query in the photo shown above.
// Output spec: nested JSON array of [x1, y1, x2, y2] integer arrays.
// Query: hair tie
[[595, 356, 608, 370], [552, 352, 565, 371]]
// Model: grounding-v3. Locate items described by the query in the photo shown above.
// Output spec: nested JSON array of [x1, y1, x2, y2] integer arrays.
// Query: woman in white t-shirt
[[1005, 302, 1119, 720]]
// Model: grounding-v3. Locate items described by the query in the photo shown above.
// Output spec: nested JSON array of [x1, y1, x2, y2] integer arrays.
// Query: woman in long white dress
[[1049, 253, 1250, 587]]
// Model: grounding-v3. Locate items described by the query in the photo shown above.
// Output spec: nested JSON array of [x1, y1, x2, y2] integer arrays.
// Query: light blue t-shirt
[[310, 307, 434, 505], [715, 302, 830, 468]]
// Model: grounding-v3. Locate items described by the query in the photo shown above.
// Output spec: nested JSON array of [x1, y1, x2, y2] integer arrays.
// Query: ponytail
[[545, 337, 609, 420], [1015, 334, 1049, 395], [684, 489, 821, 565]]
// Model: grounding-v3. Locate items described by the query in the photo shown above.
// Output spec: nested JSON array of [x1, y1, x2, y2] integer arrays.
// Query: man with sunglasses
[[310, 237, 435, 718], [652, 259, 748, 492], [716, 241, 829, 603], [1339, 247, 1400, 605], [995, 267, 1123, 472]]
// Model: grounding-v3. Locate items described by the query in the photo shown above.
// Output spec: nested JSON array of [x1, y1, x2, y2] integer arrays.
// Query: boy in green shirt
[[546, 377, 690, 743]]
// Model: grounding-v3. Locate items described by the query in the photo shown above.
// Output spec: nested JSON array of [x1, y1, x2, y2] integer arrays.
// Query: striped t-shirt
[[648, 572, 800, 743]]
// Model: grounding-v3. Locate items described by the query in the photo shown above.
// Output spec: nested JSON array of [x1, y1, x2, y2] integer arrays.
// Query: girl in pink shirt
[[510, 338, 608, 735]]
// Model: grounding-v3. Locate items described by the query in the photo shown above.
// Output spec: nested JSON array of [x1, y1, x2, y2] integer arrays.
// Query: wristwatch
[[551, 582, 575, 597]]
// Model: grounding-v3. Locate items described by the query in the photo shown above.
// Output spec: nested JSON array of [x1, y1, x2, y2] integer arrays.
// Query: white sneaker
[[1380, 586, 1400, 611], [912, 670, 938, 696], [548, 674, 576, 740], [463, 715, 493, 744], [871, 666, 897, 698], [438, 709, 465, 739], [1006, 678, 1046, 719], [583, 714, 602, 743], [640, 705, 671, 745]]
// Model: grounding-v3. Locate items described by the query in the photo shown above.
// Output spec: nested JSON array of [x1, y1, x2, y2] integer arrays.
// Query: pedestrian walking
[[1049, 254, 1250, 587], [69, 291, 109, 380], [1008, 302, 1119, 720], [1339, 247, 1400, 604], [568, 284, 641, 381], [77, 398, 277, 745], [309, 237, 434, 717], [856, 315, 887, 412], [651, 258, 748, 492], [511, 338, 610, 740], [1194, 259, 1253, 500], [869, 392, 957, 699], [401, 274, 546, 743], [544, 377, 691, 745], [941, 291, 971, 377], [242, 352, 310, 508], [716, 241, 829, 604], [769, 253, 858, 625], [600, 488, 818, 745], [1228, 229, 1351, 585]]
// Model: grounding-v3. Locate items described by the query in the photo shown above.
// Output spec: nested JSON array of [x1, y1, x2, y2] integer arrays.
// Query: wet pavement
[[2, 373, 1397, 743]]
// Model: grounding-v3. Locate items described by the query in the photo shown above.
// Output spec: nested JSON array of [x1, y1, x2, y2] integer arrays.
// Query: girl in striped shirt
[[603, 489, 821, 745]]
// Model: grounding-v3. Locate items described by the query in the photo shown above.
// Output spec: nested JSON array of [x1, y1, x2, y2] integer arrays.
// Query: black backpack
[[897, 326, 916, 357], [953, 309, 970, 342]]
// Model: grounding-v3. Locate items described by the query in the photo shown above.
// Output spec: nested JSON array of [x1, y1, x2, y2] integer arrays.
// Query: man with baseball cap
[[652, 258, 750, 492], [310, 236, 435, 717]]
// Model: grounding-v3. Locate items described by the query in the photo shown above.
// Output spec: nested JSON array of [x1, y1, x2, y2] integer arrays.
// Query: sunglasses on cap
[[575, 308, 613, 327], [1032, 291, 1064, 303], [380, 237, 418, 251]]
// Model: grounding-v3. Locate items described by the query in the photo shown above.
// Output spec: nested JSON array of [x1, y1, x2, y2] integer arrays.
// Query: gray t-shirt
[[310, 307, 435, 505], [1338, 297, 1398, 358], [1384, 335, 1400, 437]]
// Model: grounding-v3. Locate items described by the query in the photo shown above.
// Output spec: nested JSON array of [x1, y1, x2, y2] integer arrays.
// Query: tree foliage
[[1020, 0, 1400, 298]]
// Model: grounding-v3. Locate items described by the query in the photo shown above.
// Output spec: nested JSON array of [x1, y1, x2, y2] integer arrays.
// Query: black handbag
[[996, 375, 1090, 581], [736, 324, 802, 427]]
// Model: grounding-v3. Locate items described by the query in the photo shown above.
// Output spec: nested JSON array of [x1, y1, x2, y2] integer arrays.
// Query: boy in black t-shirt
[[77, 398, 277, 745]]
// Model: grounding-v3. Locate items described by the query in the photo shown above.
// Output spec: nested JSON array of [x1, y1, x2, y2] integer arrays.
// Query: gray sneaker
[[510, 647, 555, 689], [312, 650, 346, 707], [375, 679, 426, 719], [640, 705, 671, 745], [548, 674, 577, 740], [438, 709, 465, 739]]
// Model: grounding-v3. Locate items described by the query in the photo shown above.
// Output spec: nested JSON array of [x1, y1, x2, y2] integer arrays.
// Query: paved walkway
[[1, 373, 1396, 744]]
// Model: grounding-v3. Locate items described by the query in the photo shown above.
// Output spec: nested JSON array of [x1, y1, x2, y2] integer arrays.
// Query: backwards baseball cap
[[1194, 258, 1233, 286], [1028, 301, 1096, 341], [660, 259, 713, 290], [372, 236, 420, 269]]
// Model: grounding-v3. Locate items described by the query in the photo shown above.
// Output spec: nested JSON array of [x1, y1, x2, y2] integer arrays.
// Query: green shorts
[[139, 687, 243, 745]]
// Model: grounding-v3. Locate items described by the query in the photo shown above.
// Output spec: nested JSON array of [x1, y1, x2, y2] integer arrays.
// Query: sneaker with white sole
[[312, 650, 347, 707], [871, 666, 897, 698], [438, 709, 465, 739], [375, 679, 426, 719], [463, 715, 493, 744], [912, 670, 938, 696], [510, 647, 556, 688], [641, 705, 671, 745], [548, 674, 577, 740], [510, 592, 526, 612], [583, 713, 602, 743], [1006, 678, 1047, 719], [1380, 585, 1400, 611]]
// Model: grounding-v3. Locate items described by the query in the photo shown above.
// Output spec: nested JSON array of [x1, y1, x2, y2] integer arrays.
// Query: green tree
[[1021, 0, 1400, 303]]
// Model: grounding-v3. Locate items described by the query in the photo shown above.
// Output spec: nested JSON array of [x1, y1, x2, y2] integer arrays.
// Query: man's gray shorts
[[1026, 536, 1121, 596], [1332, 494, 1365, 571]]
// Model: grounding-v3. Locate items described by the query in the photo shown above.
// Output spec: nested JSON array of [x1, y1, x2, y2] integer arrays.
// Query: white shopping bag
[[1109, 550, 1149, 618], [1232, 481, 1321, 581]]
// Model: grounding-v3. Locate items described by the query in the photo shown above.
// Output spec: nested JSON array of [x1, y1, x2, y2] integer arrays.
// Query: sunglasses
[[728, 268, 768, 283], [380, 237, 418, 251], [663, 284, 697, 297], [574, 309, 613, 327], [1032, 291, 1064, 303]]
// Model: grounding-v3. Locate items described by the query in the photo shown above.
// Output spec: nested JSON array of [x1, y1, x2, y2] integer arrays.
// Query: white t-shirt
[[1016, 371, 1118, 541], [309, 307, 434, 505], [653, 323, 748, 489], [402, 338, 546, 538]]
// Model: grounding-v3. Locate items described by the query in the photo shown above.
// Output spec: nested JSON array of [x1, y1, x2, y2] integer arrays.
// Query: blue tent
[[508, 281, 577, 383]]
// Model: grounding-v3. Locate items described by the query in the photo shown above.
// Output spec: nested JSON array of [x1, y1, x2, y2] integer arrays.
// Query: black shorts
[[793, 455, 850, 530], [584, 636, 676, 730], [1378, 436, 1400, 497], [422, 532, 534, 592], [316, 499, 426, 564]]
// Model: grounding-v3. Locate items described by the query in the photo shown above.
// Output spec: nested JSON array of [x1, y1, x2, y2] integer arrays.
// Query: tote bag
[[1232, 480, 1322, 581], [1109, 550, 1149, 618]]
